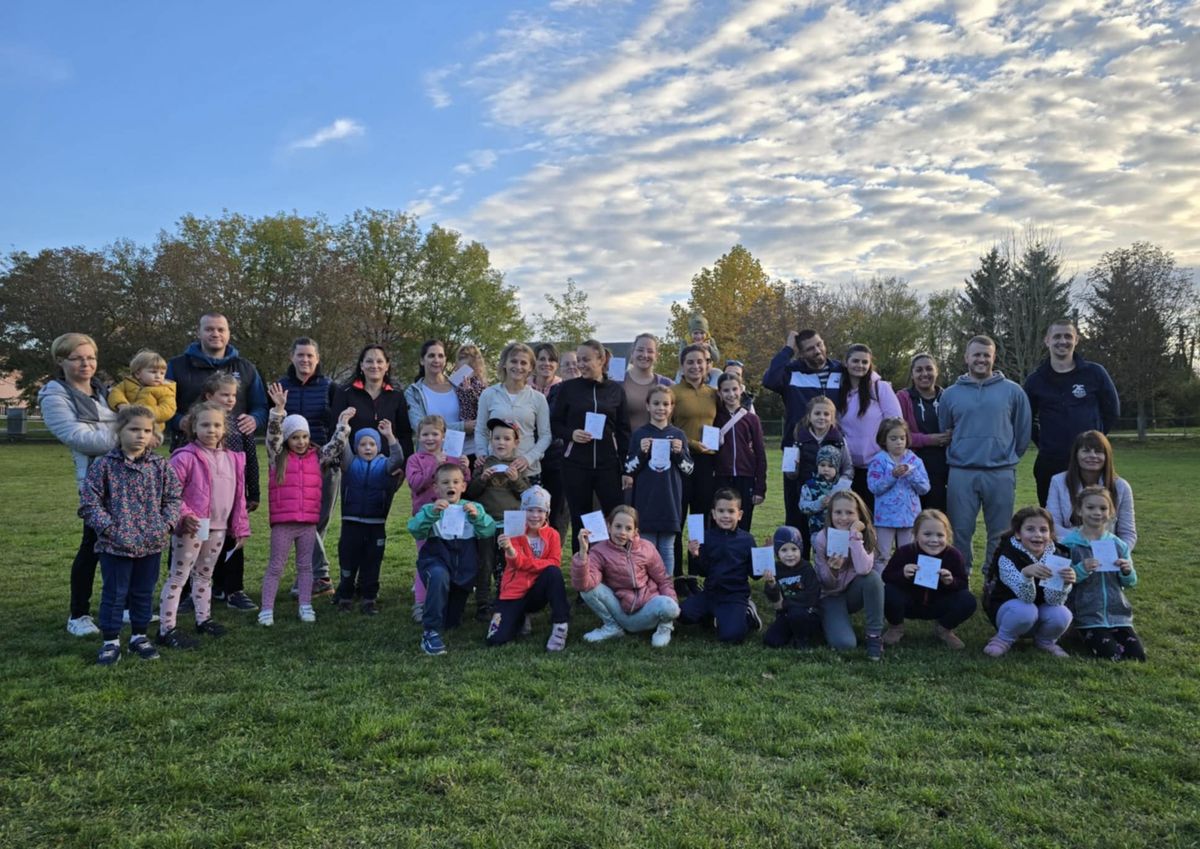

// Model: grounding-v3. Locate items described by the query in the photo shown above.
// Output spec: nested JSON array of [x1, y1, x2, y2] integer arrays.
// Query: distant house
[[0, 372, 26, 409]]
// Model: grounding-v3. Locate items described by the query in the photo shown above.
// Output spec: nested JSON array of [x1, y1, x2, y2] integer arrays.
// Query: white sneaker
[[67, 615, 100, 637], [651, 622, 674, 648], [299, 604, 316, 623], [583, 622, 625, 643], [257, 610, 274, 627]]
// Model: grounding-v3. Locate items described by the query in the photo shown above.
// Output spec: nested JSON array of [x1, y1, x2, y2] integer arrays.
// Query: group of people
[[40, 310, 1141, 664]]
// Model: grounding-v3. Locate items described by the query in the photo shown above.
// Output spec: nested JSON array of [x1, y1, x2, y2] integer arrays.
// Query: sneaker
[[96, 642, 121, 666], [584, 622, 625, 643], [934, 624, 965, 650], [546, 623, 569, 652], [178, 595, 195, 614], [195, 618, 227, 637], [882, 624, 906, 646], [983, 636, 1011, 657], [128, 636, 160, 661], [298, 604, 316, 623], [335, 598, 354, 613], [257, 610, 274, 627], [360, 600, 378, 616], [156, 627, 200, 650], [411, 602, 424, 623], [746, 599, 763, 633], [225, 591, 258, 611], [312, 578, 335, 597], [421, 629, 447, 656], [1035, 639, 1069, 658], [67, 615, 100, 637], [212, 590, 226, 602], [651, 622, 673, 648], [520, 615, 533, 636], [865, 632, 884, 662]]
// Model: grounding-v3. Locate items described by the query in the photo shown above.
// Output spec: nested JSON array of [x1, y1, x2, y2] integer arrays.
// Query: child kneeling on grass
[[679, 489, 762, 644], [408, 462, 497, 655], [761, 526, 822, 649]]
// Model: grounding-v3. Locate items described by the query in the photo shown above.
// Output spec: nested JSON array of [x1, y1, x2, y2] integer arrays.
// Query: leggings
[[261, 522, 316, 612], [875, 527, 914, 571], [1080, 626, 1146, 662], [993, 600, 1072, 645], [160, 529, 227, 632]]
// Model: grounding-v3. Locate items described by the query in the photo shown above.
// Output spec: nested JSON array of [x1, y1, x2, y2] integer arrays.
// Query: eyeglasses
[[66, 355, 98, 364]]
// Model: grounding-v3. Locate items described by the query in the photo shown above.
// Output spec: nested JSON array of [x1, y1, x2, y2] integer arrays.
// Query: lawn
[[1, 440, 1198, 849]]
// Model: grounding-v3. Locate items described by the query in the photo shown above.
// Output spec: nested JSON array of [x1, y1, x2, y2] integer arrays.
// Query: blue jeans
[[99, 552, 160, 640], [581, 583, 679, 634], [638, 531, 675, 578], [418, 561, 471, 632]]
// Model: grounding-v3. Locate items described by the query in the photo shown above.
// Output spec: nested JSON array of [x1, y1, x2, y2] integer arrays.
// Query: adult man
[[938, 336, 1032, 574], [762, 329, 843, 531], [1023, 318, 1119, 506], [278, 337, 336, 596]]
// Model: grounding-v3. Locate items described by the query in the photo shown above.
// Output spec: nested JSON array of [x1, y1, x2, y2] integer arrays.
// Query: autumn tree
[[667, 245, 775, 365], [532, 278, 595, 349]]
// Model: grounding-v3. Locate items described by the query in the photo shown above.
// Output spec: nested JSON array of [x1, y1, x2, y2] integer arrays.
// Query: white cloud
[[453, 149, 499, 176], [423, 66, 458, 108], [288, 118, 365, 150]]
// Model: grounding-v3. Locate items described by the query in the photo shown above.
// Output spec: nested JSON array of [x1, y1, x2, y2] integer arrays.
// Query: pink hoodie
[[169, 442, 251, 539]]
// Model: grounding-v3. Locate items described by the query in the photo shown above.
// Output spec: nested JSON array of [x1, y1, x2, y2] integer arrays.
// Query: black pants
[[539, 463, 570, 539], [716, 475, 756, 532], [884, 584, 977, 629], [674, 453, 716, 580], [1081, 626, 1146, 661], [1033, 452, 1068, 508], [563, 464, 624, 553], [336, 521, 387, 601], [486, 568, 571, 646], [783, 474, 805, 539], [70, 522, 100, 618], [763, 604, 822, 648], [851, 466, 874, 515], [212, 532, 246, 595], [474, 536, 504, 610]]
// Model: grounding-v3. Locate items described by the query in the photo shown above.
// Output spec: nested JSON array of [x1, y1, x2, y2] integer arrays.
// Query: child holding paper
[[785, 395, 852, 556], [623, 385, 693, 577], [812, 490, 885, 660], [867, 417, 930, 568], [713, 373, 767, 532], [881, 509, 975, 649], [408, 462, 497, 655], [761, 526, 822, 649], [799, 446, 843, 537], [679, 489, 762, 644], [466, 418, 532, 619], [1062, 487, 1143, 661]]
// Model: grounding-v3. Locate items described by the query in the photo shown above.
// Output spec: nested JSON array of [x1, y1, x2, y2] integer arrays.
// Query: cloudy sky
[[3, 0, 1197, 338]]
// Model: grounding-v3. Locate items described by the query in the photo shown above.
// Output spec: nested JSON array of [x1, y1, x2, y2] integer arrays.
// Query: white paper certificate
[[789, 372, 820, 388], [1040, 553, 1073, 592], [1090, 539, 1120, 572], [686, 513, 705, 545], [196, 517, 210, 541], [781, 446, 799, 473], [448, 364, 474, 387], [503, 510, 527, 540], [825, 528, 850, 557], [751, 546, 774, 577], [701, 425, 721, 452], [650, 438, 671, 468], [608, 357, 627, 382], [439, 504, 465, 537], [442, 429, 465, 458], [584, 412, 607, 440], [914, 555, 942, 590], [581, 510, 609, 542]]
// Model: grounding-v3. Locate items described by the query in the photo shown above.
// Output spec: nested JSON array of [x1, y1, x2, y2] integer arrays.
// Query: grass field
[[2, 440, 1198, 848]]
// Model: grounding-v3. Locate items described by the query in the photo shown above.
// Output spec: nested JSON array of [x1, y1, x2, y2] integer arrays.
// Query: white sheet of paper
[[914, 554, 942, 590], [195, 517, 210, 541], [439, 504, 465, 537], [608, 357, 627, 382], [448, 364, 473, 387], [489, 463, 509, 474], [584, 412, 607, 440], [826, 372, 842, 389], [1040, 553, 1072, 592], [781, 446, 799, 473], [503, 510, 527, 540], [789, 372, 820, 388], [650, 438, 671, 467], [442, 429, 465, 458], [687, 513, 705, 545], [701, 425, 721, 452], [1090, 538, 1120, 572], [826, 528, 850, 557], [751, 546, 774, 577], [581, 510, 609, 542]]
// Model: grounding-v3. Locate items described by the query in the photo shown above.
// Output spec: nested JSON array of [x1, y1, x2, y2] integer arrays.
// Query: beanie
[[281, 414, 310, 443], [816, 445, 841, 468], [521, 486, 551, 511], [355, 427, 382, 451], [688, 313, 710, 334], [773, 525, 803, 556]]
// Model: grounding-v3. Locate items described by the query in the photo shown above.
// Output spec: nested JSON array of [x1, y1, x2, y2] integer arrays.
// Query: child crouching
[[761, 526, 822, 649]]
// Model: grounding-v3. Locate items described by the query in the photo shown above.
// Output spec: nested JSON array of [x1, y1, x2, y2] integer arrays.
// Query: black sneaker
[[128, 636, 160, 661], [360, 600, 378, 616], [745, 599, 763, 633], [225, 591, 258, 611], [866, 632, 884, 662], [96, 643, 121, 666], [474, 605, 491, 623], [195, 619, 227, 637], [212, 590, 226, 602], [157, 627, 200, 650], [335, 598, 354, 613]]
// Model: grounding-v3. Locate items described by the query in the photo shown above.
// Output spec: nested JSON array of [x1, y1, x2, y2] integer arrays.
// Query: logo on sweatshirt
[[1072, 384, 1087, 398]]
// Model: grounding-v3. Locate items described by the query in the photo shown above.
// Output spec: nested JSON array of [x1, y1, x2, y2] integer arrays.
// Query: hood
[[185, 340, 243, 368], [953, 370, 1008, 388]]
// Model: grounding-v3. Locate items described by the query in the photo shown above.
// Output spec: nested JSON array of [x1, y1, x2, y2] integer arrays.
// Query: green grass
[[2, 441, 1199, 848]]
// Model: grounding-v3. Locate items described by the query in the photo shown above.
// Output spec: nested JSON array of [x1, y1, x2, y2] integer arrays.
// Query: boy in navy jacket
[[679, 488, 762, 643]]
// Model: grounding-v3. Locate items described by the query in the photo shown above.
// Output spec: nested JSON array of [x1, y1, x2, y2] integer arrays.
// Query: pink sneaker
[[983, 637, 1011, 657], [1035, 639, 1069, 658]]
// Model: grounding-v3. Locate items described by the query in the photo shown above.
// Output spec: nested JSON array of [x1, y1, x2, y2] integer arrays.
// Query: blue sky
[[3, 0, 1198, 338]]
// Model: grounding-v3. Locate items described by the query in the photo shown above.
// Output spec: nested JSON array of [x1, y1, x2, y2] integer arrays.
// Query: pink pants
[[261, 522, 316, 612], [875, 527, 913, 571], [160, 529, 227, 633]]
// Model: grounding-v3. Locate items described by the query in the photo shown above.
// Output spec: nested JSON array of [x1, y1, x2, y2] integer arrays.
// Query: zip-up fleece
[[79, 447, 182, 558], [1024, 354, 1119, 461], [713, 406, 767, 498], [693, 525, 756, 599], [570, 537, 677, 613], [937, 371, 1031, 469], [1062, 529, 1137, 629], [550, 377, 630, 469]]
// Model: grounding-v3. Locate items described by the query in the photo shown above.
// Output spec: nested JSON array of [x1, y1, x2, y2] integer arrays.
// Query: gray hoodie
[[937, 371, 1031, 470]]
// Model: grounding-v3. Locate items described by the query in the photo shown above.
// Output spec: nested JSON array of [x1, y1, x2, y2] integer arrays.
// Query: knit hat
[[773, 525, 803, 556], [281, 414, 310, 442], [355, 427, 381, 450], [521, 486, 551, 511], [816, 445, 841, 468], [487, 417, 521, 437], [688, 313, 710, 334]]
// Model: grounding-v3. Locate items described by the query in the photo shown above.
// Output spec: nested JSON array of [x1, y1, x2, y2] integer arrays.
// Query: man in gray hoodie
[[938, 336, 1032, 574]]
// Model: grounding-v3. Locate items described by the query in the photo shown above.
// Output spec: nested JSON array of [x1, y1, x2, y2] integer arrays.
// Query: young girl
[[1062, 487, 1143, 661], [785, 395, 852, 556], [623, 385, 693, 577], [811, 490, 884, 660], [1047, 430, 1137, 549], [79, 406, 182, 665], [761, 526, 822, 649], [570, 505, 680, 647], [713, 373, 767, 532], [881, 509, 975, 649], [486, 486, 570, 650], [259, 382, 336, 626], [158, 401, 251, 650], [867, 417, 930, 569], [981, 506, 1076, 658]]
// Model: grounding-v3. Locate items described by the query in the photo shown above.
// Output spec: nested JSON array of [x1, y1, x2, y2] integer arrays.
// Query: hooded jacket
[[169, 441, 251, 539], [79, 447, 182, 558], [166, 341, 268, 440], [107, 378, 177, 434], [1062, 529, 1137, 629], [937, 371, 1031, 470]]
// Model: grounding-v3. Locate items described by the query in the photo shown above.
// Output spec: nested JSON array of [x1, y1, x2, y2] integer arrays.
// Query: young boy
[[761, 525, 822, 648], [680, 488, 762, 644], [799, 445, 843, 536], [108, 350, 177, 437], [466, 418, 531, 619], [408, 463, 497, 655]]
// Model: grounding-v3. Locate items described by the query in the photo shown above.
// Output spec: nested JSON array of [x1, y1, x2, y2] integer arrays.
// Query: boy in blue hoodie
[[679, 488, 762, 643]]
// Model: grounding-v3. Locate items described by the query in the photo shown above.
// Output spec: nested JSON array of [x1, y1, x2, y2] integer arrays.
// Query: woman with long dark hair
[[836, 343, 901, 513]]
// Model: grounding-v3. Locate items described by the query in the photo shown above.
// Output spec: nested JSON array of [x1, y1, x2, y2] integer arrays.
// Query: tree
[[959, 246, 1010, 350], [532, 278, 595, 348], [920, 289, 967, 382], [1004, 228, 1074, 382], [666, 245, 775, 364], [839, 276, 924, 384]]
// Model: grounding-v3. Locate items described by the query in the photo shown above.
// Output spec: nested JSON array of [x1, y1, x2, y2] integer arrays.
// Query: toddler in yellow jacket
[[108, 350, 177, 436]]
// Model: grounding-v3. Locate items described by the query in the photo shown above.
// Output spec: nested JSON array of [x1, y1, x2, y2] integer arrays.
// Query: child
[[881, 509, 975, 649], [466, 418, 531, 619], [761, 526, 822, 649], [79, 405, 182, 665], [675, 312, 723, 384], [785, 395, 852, 556], [722, 360, 756, 413], [812, 490, 885, 659], [1063, 486, 1143, 661], [486, 486, 570, 650], [867, 417, 930, 569], [259, 382, 337, 626], [158, 401, 251, 650], [571, 505, 680, 647], [799, 446, 843, 538], [981, 506, 1076, 658], [405, 415, 471, 621], [408, 462, 497, 655], [679, 489, 762, 644], [328, 408, 405, 614], [713, 373, 767, 532], [108, 349, 177, 438], [623, 385, 693, 577]]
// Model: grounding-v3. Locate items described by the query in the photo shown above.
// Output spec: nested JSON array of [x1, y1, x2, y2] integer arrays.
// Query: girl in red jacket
[[486, 486, 570, 650]]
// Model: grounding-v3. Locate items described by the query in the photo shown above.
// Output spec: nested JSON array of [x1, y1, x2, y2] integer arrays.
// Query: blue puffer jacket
[[341, 454, 402, 522], [279, 365, 333, 445]]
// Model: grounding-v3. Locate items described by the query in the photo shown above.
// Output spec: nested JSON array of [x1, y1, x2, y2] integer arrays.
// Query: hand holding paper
[[581, 510, 609, 542], [751, 546, 774, 577], [608, 357, 627, 381], [686, 513, 705, 545], [781, 446, 799, 473], [826, 528, 850, 557], [443, 429, 465, 458], [1040, 553, 1073, 592], [1089, 538, 1120, 572], [439, 504, 466, 537], [701, 425, 721, 452], [584, 412, 607, 440], [914, 555, 941, 590], [448, 364, 474, 387], [503, 510, 527, 540]]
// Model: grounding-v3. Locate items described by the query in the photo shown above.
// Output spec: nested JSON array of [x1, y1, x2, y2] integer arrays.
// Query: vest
[[268, 450, 322, 525], [341, 455, 398, 520]]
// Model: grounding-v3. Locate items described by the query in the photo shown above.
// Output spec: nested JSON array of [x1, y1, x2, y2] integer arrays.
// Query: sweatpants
[[336, 520, 386, 601], [821, 571, 885, 650], [563, 464, 624, 553], [715, 474, 756, 532], [762, 603, 822, 648], [883, 584, 977, 629], [418, 561, 472, 632], [1080, 626, 1146, 661], [946, 466, 1016, 575], [160, 529, 227, 633], [70, 522, 100, 618], [261, 522, 316, 612], [311, 467, 341, 580], [679, 590, 753, 644], [580, 583, 679, 634], [486, 568, 571, 646], [98, 552, 159, 641], [992, 600, 1072, 645]]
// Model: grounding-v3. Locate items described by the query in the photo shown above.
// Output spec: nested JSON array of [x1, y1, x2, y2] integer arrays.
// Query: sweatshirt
[[713, 406, 767, 497], [882, 543, 969, 606], [811, 527, 875, 598], [693, 525, 756, 600], [937, 372, 1031, 470], [624, 423, 694, 533], [1023, 354, 1119, 461]]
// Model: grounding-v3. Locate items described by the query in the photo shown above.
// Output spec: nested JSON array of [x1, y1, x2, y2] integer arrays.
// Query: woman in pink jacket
[[570, 505, 680, 648], [837, 344, 901, 513]]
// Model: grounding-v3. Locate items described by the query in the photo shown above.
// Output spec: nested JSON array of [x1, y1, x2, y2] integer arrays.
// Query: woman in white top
[[474, 342, 552, 481], [1046, 430, 1136, 550], [404, 340, 472, 453]]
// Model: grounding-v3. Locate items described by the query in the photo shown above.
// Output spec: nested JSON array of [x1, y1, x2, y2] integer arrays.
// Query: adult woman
[[329, 344, 414, 459], [535, 343, 570, 536], [39, 332, 119, 636], [622, 333, 673, 432], [474, 342, 552, 481], [897, 353, 952, 511], [837, 343, 901, 512], [671, 344, 720, 590], [550, 339, 630, 552], [404, 340, 474, 458], [1046, 430, 1137, 549]]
